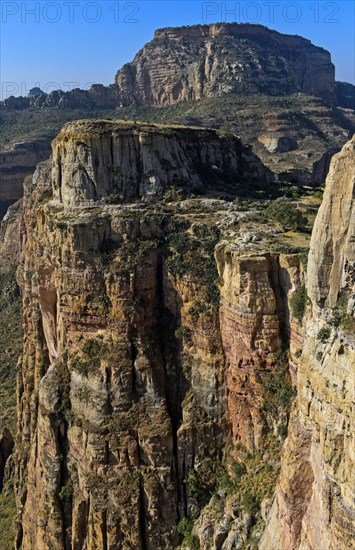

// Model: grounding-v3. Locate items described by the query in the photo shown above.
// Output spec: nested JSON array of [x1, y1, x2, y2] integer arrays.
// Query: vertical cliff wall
[[261, 135, 355, 550], [15, 120, 302, 549], [16, 122, 278, 549], [15, 122, 354, 549]]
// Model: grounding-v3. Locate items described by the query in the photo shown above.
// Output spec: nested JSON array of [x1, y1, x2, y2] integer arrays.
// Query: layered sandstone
[[51, 120, 271, 206], [307, 135, 355, 307], [115, 23, 335, 105], [15, 120, 299, 549], [15, 120, 354, 550], [261, 136, 355, 550]]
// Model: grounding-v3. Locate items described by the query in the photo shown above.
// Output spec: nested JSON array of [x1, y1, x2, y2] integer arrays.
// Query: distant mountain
[[0, 22, 354, 209], [115, 23, 336, 105]]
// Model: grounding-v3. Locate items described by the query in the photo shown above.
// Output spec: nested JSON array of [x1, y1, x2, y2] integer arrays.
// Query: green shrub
[[185, 470, 199, 500], [277, 424, 288, 439], [216, 466, 235, 494], [177, 517, 194, 538], [102, 192, 123, 204], [242, 492, 260, 516], [177, 522, 200, 550], [232, 461, 247, 479], [317, 327, 331, 343], [290, 285, 307, 322], [331, 295, 355, 334], [174, 326, 191, 341], [265, 199, 308, 230], [59, 480, 73, 503]]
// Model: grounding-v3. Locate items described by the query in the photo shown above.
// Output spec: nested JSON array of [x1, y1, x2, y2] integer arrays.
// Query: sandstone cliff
[[11, 120, 354, 549], [51, 120, 271, 206], [261, 135, 355, 550], [115, 23, 335, 105], [14, 120, 303, 549]]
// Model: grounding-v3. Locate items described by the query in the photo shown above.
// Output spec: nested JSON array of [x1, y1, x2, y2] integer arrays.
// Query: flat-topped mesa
[[116, 23, 335, 105], [154, 23, 313, 46], [52, 119, 271, 207]]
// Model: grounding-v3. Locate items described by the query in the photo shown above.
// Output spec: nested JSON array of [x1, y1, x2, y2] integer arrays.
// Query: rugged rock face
[[307, 135, 355, 307], [0, 199, 23, 271], [52, 120, 271, 206], [0, 140, 51, 218], [15, 120, 299, 549], [13, 120, 354, 549], [261, 136, 355, 550], [115, 23, 335, 105], [1, 24, 353, 188]]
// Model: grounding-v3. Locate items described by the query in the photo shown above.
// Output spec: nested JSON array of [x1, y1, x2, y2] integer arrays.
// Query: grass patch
[[262, 350, 295, 416], [0, 487, 16, 549]]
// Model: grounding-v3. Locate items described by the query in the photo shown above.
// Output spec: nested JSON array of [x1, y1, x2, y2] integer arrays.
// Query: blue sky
[[1, 0, 354, 99]]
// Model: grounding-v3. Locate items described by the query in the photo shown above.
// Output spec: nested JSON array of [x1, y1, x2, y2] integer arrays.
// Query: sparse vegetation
[[0, 267, 22, 546], [262, 350, 295, 416], [102, 192, 123, 204], [177, 517, 200, 549], [290, 285, 307, 322], [163, 219, 221, 306], [59, 479, 73, 503], [331, 294, 355, 334], [0, 487, 16, 550], [265, 199, 308, 231], [71, 337, 107, 377]]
